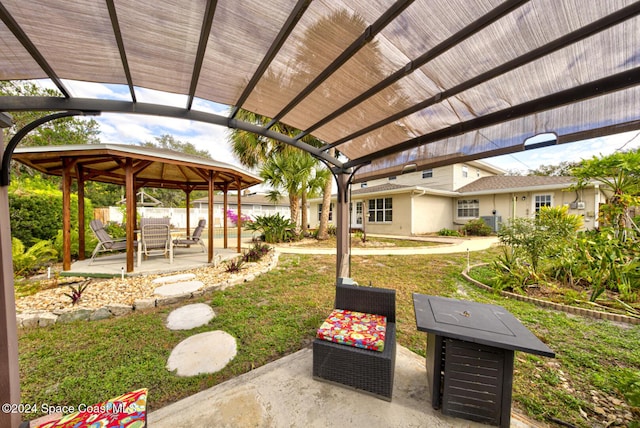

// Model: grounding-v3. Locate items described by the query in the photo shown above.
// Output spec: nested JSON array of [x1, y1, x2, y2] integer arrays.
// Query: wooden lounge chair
[[173, 219, 206, 252], [313, 280, 396, 401], [89, 219, 137, 264]]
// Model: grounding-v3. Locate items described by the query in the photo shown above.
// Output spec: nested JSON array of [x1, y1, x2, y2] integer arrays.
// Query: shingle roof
[[350, 183, 411, 196], [456, 176, 576, 193], [194, 193, 288, 206]]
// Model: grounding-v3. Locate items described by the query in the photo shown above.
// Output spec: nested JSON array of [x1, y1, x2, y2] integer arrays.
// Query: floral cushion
[[316, 309, 387, 352], [32, 388, 147, 428]]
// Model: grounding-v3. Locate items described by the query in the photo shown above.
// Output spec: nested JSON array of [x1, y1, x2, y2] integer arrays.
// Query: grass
[[18, 248, 640, 426], [293, 235, 443, 248]]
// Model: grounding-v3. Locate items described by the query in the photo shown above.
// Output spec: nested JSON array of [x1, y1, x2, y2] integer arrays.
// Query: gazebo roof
[[11, 144, 262, 191], [0, 1, 638, 182]]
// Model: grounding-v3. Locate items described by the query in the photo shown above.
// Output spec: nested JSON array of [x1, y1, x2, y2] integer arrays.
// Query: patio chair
[[313, 280, 396, 401], [173, 219, 206, 252], [140, 217, 173, 263], [89, 219, 137, 264]]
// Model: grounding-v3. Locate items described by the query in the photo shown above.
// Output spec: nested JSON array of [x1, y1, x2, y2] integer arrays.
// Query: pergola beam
[[0, 97, 343, 169]]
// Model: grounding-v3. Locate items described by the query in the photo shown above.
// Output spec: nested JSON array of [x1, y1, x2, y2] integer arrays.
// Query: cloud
[[486, 130, 640, 173]]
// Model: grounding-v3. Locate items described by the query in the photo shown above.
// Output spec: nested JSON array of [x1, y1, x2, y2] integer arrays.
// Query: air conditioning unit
[[480, 216, 502, 232]]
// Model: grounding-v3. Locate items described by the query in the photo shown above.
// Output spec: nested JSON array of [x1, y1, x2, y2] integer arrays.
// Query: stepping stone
[[167, 331, 237, 376], [152, 273, 197, 284], [154, 280, 204, 297], [166, 303, 215, 330]]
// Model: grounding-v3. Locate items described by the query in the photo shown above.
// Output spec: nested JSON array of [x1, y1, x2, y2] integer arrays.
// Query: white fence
[[96, 205, 290, 229]]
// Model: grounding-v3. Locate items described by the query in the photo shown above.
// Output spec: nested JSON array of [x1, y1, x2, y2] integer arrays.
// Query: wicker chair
[[313, 281, 396, 401]]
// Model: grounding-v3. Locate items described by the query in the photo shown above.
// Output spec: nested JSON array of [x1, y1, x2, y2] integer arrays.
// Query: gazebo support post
[[236, 178, 242, 253], [125, 158, 135, 272], [61, 157, 76, 271], [77, 164, 86, 260], [207, 172, 215, 264], [335, 169, 351, 280], [0, 117, 21, 428], [223, 183, 229, 249], [185, 189, 191, 238]]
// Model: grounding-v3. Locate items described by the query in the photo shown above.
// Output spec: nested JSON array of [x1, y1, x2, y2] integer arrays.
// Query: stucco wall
[[455, 186, 604, 230], [411, 194, 453, 234]]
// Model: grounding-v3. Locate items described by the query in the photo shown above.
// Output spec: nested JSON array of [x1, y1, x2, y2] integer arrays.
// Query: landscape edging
[[16, 251, 280, 328], [462, 263, 639, 325]]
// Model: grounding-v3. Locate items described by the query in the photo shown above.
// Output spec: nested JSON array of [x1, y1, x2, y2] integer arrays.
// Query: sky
[[37, 80, 640, 181]]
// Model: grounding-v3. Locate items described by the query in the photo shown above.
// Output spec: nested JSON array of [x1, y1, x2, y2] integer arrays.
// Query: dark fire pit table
[[412, 294, 555, 427]]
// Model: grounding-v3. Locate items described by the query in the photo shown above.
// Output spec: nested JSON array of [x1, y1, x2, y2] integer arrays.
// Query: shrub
[[462, 218, 492, 236], [438, 228, 460, 237], [227, 209, 252, 226], [242, 242, 271, 263], [11, 238, 58, 277], [9, 176, 94, 248], [243, 213, 296, 243], [224, 258, 244, 273]]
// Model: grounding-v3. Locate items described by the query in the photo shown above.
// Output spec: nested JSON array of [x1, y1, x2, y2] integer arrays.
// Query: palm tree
[[229, 108, 332, 235], [260, 150, 321, 233]]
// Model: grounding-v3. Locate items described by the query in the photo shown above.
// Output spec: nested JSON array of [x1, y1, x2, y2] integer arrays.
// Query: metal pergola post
[[0, 113, 21, 428]]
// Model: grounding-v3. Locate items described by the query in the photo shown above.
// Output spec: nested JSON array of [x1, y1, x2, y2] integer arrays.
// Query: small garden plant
[[224, 258, 245, 273], [64, 280, 91, 305]]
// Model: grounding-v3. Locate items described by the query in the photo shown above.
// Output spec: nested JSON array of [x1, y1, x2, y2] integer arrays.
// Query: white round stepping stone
[[152, 273, 197, 284], [154, 280, 204, 297], [166, 303, 215, 330], [167, 331, 237, 376]]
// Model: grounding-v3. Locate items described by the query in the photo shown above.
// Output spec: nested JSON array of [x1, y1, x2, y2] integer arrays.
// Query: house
[[308, 160, 606, 236], [192, 192, 290, 225], [99, 192, 290, 229]]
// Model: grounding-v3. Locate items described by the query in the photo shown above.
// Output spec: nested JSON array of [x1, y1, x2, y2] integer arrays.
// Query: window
[[368, 198, 392, 222], [388, 176, 396, 181], [360, 182, 367, 188], [356, 202, 363, 224], [318, 203, 333, 221], [422, 169, 433, 179], [457, 199, 479, 217], [534, 194, 552, 212], [462, 165, 468, 178]]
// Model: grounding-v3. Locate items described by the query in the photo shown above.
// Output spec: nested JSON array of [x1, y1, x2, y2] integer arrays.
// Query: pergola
[[0, 1, 639, 425], [11, 144, 262, 273]]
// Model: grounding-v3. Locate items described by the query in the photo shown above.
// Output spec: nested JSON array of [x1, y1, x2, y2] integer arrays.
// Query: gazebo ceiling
[[11, 144, 262, 191], [0, 0, 639, 182]]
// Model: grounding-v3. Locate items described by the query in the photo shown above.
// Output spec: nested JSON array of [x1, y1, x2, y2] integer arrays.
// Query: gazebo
[[0, 1, 639, 426], [11, 144, 262, 273]]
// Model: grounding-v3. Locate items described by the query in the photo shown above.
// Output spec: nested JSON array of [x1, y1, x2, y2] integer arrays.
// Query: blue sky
[[41, 80, 640, 178]]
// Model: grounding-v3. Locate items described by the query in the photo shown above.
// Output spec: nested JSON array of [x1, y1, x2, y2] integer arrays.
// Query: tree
[[140, 134, 211, 159], [260, 150, 320, 233], [528, 161, 579, 176], [571, 149, 640, 238], [139, 134, 212, 207], [229, 108, 332, 233], [1, 81, 101, 179]]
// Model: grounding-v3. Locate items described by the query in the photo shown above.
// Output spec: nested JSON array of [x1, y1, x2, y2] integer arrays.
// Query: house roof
[[194, 193, 289, 207], [1, 1, 638, 184], [312, 175, 589, 202], [456, 175, 577, 194]]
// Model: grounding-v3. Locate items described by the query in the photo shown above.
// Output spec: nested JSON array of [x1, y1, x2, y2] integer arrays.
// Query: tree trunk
[[318, 149, 335, 240], [289, 194, 300, 235], [301, 188, 308, 236]]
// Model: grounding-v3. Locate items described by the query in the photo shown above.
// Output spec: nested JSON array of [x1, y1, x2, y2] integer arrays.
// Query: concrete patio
[[65, 241, 240, 277], [148, 345, 542, 428]]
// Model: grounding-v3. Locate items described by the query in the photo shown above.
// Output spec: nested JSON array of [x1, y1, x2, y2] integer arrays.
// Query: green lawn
[[18, 248, 640, 426]]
